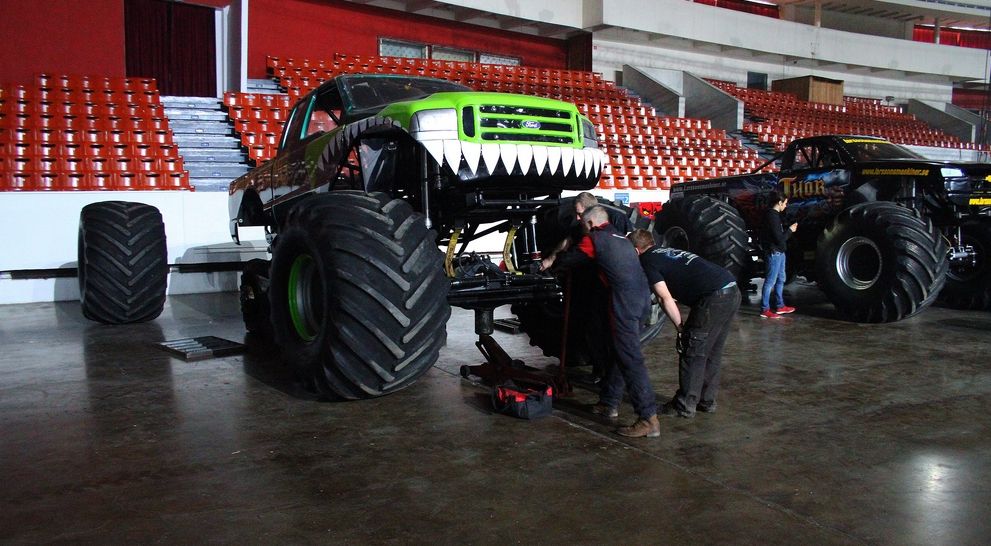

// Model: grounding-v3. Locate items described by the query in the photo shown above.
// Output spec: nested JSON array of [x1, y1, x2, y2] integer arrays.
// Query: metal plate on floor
[[157, 336, 245, 361], [493, 318, 521, 334]]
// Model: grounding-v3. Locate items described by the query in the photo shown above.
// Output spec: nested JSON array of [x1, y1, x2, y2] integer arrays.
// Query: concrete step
[[181, 149, 245, 163], [169, 120, 232, 136], [174, 134, 241, 148], [161, 96, 222, 109], [187, 163, 251, 179], [190, 178, 237, 192], [164, 108, 229, 122], [247, 79, 283, 93]]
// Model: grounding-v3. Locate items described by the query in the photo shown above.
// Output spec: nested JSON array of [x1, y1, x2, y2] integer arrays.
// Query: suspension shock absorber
[[528, 213, 541, 262], [419, 148, 432, 229]]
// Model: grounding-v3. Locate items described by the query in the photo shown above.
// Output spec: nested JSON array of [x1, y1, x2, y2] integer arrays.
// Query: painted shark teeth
[[418, 138, 600, 180]]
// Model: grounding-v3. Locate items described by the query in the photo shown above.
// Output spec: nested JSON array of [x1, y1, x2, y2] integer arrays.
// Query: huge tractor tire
[[939, 219, 991, 310], [816, 202, 947, 323], [240, 258, 272, 337], [653, 195, 749, 277], [78, 201, 168, 324], [268, 191, 451, 399], [511, 198, 664, 365]]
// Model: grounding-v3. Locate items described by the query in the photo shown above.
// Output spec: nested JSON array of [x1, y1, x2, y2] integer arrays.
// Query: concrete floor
[[1, 281, 990, 544]]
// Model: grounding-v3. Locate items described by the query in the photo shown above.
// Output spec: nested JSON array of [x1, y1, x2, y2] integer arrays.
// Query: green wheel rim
[[288, 253, 320, 342]]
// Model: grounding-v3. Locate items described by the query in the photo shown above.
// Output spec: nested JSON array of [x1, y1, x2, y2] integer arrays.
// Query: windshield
[[341, 75, 471, 112], [840, 138, 924, 161]]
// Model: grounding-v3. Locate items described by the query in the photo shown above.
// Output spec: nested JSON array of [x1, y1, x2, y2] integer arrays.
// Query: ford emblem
[[522, 120, 542, 130]]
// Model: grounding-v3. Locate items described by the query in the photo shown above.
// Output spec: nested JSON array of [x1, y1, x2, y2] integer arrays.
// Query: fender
[[229, 188, 266, 243]]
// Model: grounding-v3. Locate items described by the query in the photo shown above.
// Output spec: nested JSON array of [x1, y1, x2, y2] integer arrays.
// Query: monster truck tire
[[939, 219, 991, 310], [512, 199, 664, 364], [240, 258, 272, 337], [816, 202, 947, 323], [653, 195, 749, 277], [268, 191, 451, 399], [78, 201, 168, 324]]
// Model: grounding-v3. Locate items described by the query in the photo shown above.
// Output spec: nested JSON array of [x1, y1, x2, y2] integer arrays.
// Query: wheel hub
[[288, 254, 322, 341], [947, 240, 983, 283], [837, 236, 882, 290], [663, 226, 690, 250]]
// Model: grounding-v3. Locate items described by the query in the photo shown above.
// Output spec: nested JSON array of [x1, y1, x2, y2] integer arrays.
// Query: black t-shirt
[[763, 208, 791, 254], [639, 246, 735, 305]]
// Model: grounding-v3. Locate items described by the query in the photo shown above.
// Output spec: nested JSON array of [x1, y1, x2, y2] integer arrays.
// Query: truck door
[[270, 86, 344, 206], [269, 96, 312, 206], [779, 141, 850, 225]]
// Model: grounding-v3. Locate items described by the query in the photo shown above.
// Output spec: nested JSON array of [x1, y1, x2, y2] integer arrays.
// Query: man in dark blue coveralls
[[540, 192, 635, 384], [544, 206, 659, 438], [631, 229, 740, 418]]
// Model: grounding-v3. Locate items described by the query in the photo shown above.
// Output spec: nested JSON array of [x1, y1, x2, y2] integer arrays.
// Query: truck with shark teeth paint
[[217, 73, 606, 398], [77, 73, 611, 399]]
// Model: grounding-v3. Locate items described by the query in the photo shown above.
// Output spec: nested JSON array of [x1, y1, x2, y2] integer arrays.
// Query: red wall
[[0, 0, 126, 87], [247, 0, 569, 79], [914, 25, 991, 50], [0, 0, 569, 89]]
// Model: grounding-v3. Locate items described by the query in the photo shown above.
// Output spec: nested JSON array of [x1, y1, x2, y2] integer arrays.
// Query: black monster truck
[[77, 74, 662, 398], [654, 135, 991, 322]]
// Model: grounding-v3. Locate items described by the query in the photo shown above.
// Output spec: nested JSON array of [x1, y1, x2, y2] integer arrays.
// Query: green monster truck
[[654, 135, 991, 323], [77, 73, 661, 398]]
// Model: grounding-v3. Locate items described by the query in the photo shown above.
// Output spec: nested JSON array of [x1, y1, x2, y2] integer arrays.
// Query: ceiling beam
[[405, 0, 438, 13]]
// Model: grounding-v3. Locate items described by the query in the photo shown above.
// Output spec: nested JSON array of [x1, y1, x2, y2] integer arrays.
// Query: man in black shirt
[[546, 207, 659, 437], [631, 229, 741, 418], [760, 191, 798, 318]]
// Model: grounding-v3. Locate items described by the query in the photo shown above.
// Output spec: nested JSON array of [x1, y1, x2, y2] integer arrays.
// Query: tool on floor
[[156, 336, 245, 361]]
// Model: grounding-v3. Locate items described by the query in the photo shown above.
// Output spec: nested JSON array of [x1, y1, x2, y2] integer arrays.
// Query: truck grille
[[470, 105, 576, 145]]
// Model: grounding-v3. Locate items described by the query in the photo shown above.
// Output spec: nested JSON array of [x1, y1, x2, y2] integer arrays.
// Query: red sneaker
[[760, 310, 782, 319], [776, 306, 796, 314]]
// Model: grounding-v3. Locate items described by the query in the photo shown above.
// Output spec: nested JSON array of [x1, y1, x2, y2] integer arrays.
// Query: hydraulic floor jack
[[458, 278, 573, 397], [445, 224, 574, 396]]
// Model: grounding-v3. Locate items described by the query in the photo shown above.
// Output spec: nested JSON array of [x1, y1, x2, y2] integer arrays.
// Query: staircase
[[246, 78, 283, 94], [730, 129, 776, 162], [162, 96, 250, 191]]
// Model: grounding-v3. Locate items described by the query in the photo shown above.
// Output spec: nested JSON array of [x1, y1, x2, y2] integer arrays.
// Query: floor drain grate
[[157, 336, 245, 361]]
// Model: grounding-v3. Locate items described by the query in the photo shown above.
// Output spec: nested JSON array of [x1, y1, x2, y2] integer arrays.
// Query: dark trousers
[[598, 299, 657, 419], [671, 287, 741, 415]]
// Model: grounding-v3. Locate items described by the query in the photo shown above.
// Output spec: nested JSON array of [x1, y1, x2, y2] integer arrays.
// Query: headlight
[[580, 117, 599, 149], [941, 167, 965, 178], [410, 109, 458, 140]]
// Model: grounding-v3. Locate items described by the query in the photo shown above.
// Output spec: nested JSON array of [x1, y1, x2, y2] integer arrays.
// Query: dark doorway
[[125, 0, 217, 97], [566, 31, 593, 72], [747, 71, 768, 91]]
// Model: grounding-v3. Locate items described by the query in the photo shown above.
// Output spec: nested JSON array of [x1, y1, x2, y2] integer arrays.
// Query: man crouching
[[630, 229, 740, 418]]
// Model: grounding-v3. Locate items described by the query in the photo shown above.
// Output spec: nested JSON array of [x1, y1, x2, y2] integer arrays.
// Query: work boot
[[590, 403, 618, 419], [696, 402, 717, 413], [615, 415, 660, 438], [660, 401, 694, 418]]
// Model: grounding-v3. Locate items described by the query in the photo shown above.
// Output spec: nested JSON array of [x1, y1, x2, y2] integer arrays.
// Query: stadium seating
[[708, 80, 985, 152], [0, 75, 189, 191]]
